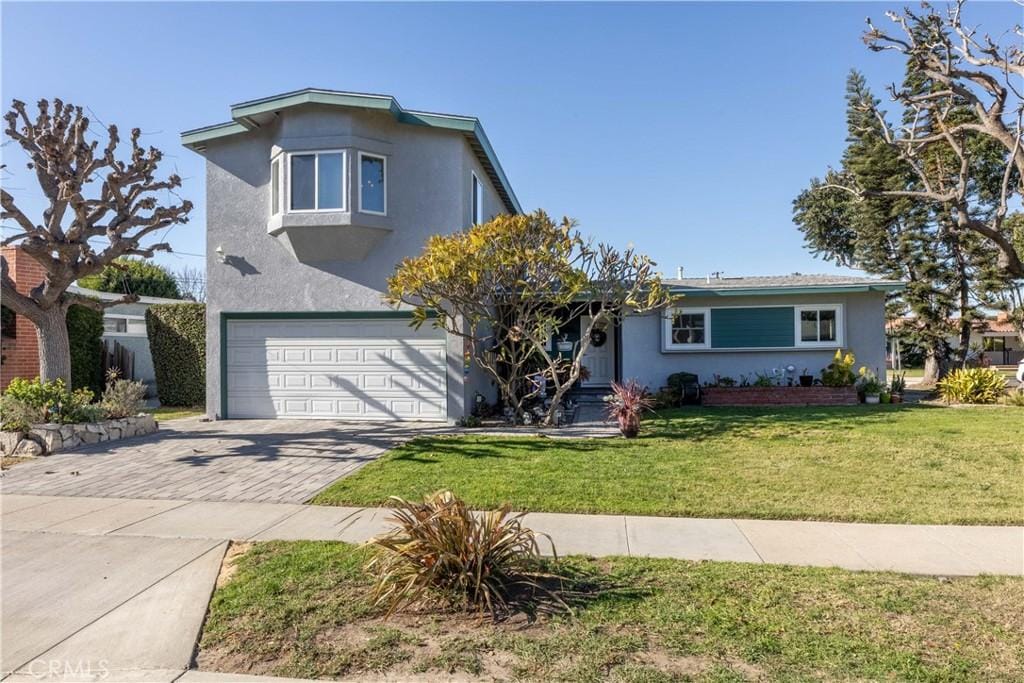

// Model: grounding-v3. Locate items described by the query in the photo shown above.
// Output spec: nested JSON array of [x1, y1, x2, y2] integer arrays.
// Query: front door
[[580, 315, 615, 386]]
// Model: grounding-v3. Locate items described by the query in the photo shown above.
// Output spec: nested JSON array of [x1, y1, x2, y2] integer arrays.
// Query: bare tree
[[1, 98, 191, 382], [173, 265, 206, 302], [846, 0, 1024, 277]]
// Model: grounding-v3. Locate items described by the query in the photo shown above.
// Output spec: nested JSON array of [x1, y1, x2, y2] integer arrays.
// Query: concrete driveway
[[0, 418, 436, 504]]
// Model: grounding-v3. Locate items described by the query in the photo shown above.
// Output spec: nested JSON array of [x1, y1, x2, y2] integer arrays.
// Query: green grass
[[198, 540, 1024, 682], [150, 406, 203, 421], [313, 405, 1024, 525]]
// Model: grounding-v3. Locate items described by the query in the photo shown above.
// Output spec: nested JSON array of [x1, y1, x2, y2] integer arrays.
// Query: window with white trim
[[796, 305, 842, 347], [103, 316, 147, 336], [358, 152, 387, 215], [288, 150, 345, 212], [471, 173, 484, 224], [663, 308, 710, 349]]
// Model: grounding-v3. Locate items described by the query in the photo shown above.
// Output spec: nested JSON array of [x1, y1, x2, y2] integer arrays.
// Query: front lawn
[[314, 405, 1024, 525], [150, 406, 204, 421], [199, 540, 1024, 682]]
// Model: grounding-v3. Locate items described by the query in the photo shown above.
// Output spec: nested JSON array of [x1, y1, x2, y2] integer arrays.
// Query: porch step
[[568, 387, 613, 405]]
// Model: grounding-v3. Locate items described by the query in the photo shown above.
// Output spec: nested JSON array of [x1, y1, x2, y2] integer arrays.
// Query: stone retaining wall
[[702, 386, 859, 407], [0, 415, 158, 457]]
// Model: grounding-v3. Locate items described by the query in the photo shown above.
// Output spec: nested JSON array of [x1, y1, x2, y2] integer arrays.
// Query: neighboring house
[[888, 313, 1023, 368], [183, 88, 901, 422], [974, 315, 1024, 366], [1, 246, 47, 390], [0, 248, 178, 392], [66, 285, 182, 393]]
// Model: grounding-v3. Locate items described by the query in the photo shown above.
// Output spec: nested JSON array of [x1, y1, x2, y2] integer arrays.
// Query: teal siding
[[710, 307, 794, 348]]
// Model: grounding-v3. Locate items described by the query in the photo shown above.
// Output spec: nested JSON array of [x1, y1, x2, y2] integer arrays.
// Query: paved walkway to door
[[0, 418, 437, 504]]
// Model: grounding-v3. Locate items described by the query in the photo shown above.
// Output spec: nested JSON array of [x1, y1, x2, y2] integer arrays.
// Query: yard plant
[[604, 378, 654, 437], [146, 303, 205, 407], [1, 377, 100, 431], [937, 367, 1008, 404], [386, 210, 670, 424], [366, 490, 558, 620], [315, 405, 1024, 525]]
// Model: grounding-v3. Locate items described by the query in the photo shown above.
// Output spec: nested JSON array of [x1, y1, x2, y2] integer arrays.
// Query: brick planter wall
[[702, 386, 859, 407]]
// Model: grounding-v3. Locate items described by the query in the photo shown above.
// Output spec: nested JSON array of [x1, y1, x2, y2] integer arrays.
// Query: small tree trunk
[[35, 306, 72, 384], [922, 351, 942, 385], [955, 318, 972, 368]]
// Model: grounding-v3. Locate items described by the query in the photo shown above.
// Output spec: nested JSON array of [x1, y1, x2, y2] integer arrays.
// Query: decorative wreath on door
[[590, 328, 608, 347]]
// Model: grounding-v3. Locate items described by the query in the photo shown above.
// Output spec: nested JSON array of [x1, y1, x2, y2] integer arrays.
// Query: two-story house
[[184, 88, 901, 423], [182, 89, 519, 422]]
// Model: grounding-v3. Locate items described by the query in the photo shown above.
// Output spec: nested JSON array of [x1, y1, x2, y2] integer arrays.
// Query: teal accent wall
[[710, 307, 794, 348]]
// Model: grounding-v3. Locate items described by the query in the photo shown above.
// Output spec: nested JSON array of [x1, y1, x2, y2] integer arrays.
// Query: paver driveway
[[0, 418, 436, 503]]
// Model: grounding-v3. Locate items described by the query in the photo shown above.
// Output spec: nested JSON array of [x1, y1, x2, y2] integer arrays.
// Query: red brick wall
[[1, 247, 46, 390], [702, 386, 859, 407]]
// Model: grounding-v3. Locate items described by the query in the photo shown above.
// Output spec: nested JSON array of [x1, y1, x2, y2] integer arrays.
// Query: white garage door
[[225, 317, 447, 421]]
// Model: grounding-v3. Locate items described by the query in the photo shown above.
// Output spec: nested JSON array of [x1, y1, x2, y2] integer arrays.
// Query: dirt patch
[[215, 541, 252, 589], [1, 456, 33, 471]]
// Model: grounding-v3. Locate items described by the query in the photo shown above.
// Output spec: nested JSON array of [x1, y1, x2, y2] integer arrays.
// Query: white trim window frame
[[103, 314, 148, 337], [357, 151, 388, 216], [794, 304, 844, 348], [471, 171, 484, 225], [286, 149, 347, 213], [270, 154, 282, 216], [663, 307, 711, 351]]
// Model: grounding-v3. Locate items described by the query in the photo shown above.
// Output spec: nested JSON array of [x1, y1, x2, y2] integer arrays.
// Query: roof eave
[[668, 283, 906, 297], [179, 88, 520, 213]]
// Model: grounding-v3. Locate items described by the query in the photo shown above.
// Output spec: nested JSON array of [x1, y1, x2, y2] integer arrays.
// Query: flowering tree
[[387, 210, 671, 424]]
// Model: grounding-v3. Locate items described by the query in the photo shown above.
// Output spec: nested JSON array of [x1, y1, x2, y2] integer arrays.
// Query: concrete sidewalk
[[4, 493, 1021, 576]]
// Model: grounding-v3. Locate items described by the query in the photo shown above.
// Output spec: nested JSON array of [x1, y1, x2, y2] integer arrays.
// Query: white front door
[[579, 315, 615, 386]]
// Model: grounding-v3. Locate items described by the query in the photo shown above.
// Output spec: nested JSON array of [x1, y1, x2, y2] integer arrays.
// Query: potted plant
[[798, 368, 814, 387], [856, 367, 884, 404], [889, 372, 906, 403], [604, 379, 654, 438]]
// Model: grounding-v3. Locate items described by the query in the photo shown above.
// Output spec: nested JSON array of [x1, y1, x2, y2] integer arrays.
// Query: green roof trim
[[668, 283, 906, 297], [180, 88, 521, 214]]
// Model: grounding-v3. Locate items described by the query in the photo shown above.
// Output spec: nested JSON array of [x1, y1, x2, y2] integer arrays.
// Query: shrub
[[855, 367, 885, 395], [1004, 388, 1024, 407], [604, 378, 655, 438], [67, 304, 104, 395], [146, 303, 205, 407], [100, 369, 146, 418], [651, 387, 680, 409], [821, 349, 857, 387], [0, 395, 45, 433], [937, 367, 1007, 404], [2, 377, 99, 425], [366, 490, 558, 620], [78, 257, 182, 299]]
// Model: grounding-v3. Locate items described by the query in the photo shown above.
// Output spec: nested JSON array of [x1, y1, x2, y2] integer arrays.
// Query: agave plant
[[365, 490, 561, 620], [604, 378, 655, 438]]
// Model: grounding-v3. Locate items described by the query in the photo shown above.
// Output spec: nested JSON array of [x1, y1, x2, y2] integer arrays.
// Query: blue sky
[[2, 1, 1019, 280]]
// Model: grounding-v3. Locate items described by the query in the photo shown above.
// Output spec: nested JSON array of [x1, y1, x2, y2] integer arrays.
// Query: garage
[[224, 316, 448, 421]]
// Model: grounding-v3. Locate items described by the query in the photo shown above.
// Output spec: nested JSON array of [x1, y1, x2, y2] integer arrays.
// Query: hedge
[[67, 304, 104, 396], [146, 303, 205, 407]]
